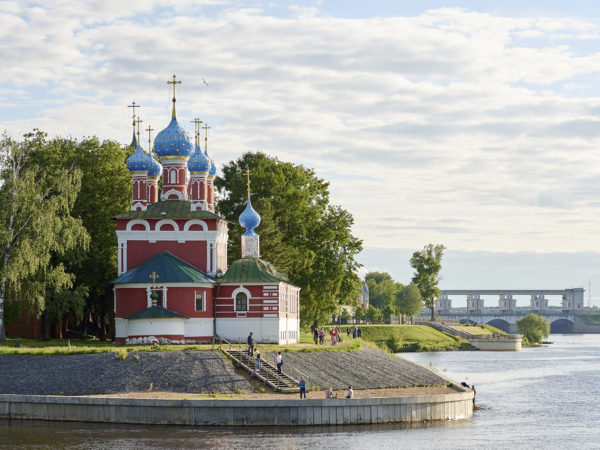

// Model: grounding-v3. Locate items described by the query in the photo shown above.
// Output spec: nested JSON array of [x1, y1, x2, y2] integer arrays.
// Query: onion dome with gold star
[[153, 75, 193, 158], [146, 151, 162, 177], [187, 144, 211, 173], [126, 145, 150, 172]]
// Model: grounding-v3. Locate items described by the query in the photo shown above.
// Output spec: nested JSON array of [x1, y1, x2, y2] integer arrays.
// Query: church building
[[112, 77, 300, 345]]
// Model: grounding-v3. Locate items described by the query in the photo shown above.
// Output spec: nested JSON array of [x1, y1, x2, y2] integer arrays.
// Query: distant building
[[360, 283, 369, 309]]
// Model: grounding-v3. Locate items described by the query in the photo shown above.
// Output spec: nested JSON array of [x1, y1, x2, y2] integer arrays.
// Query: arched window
[[170, 169, 176, 184], [195, 291, 204, 311], [235, 292, 248, 311]]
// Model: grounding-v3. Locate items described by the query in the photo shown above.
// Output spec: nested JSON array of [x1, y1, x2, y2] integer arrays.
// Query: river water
[[1, 334, 599, 449]]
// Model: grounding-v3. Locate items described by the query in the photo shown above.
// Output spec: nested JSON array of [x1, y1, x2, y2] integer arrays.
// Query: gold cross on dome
[[149, 271, 159, 289], [190, 118, 203, 147], [202, 123, 210, 152], [127, 101, 140, 125], [167, 75, 182, 118], [135, 118, 143, 143], [146, 125, 154, 153], [242, 167, 252, 199]]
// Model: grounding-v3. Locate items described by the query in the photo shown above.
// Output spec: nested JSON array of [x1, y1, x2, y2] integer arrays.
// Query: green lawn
[[579, 314, 600, 325], [0, 338, 215, 355], [358, 325, 468, 352]]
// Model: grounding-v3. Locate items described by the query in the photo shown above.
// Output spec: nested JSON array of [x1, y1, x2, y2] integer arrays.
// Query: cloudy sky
[[3, 0, 600, 306]]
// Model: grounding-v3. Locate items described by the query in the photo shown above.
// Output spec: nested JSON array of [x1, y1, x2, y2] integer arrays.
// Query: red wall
[[127, 240, 207, 272], [116, 288, 148, 317], [216, 284, 281, 318]]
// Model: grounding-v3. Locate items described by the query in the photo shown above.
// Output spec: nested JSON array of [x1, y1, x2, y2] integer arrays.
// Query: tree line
[[0, 132, 363, 341]]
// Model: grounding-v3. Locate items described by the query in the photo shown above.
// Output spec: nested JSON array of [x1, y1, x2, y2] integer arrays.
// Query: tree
[[340, 308, 351, 325], [364, 272, 400, 309], [382, 304, 395, 324], [517, 313, 550, 344], [0, 132, 88, 341], [216, 152, 363, 325], [410, 244, 446, 321], [396, 283, 423, 319], [365, 305, 381, 324], [354, 307, 365, 324]]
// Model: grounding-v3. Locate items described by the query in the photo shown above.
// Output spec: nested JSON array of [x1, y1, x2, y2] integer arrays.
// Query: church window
[[195, 291, 204, 311], [236, 292, 248, 311]]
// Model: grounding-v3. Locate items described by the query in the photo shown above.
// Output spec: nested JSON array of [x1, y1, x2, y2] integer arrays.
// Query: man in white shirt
[[346, 386, 353, 398], [276, 351, 283, 374]]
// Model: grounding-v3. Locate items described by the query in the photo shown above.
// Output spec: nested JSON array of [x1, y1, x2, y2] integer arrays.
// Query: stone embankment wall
[[0, 392, 473, 426]]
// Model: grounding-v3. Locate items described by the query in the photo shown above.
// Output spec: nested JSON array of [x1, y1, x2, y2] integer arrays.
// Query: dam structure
[[434, 288, 590, 333]]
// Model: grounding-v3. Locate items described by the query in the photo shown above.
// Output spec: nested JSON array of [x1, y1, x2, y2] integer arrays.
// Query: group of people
[[247, 332, 284, 375], [346, 326, 362, 339], [312, 326, 362, 346], [247, 331, 359, 401]]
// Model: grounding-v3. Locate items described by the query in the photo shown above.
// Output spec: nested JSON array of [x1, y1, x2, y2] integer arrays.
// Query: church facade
[[112, 78, 300, 345]]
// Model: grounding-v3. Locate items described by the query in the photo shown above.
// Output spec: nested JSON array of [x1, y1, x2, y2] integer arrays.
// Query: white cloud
[[3, 4, 600, 256]]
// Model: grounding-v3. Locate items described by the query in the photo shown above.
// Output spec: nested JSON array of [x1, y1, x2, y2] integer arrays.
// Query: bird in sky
[[202, 78, 209, 86]]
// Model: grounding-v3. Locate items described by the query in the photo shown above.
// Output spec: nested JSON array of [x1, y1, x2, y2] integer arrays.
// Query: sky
[[3, 0, 600, 307]]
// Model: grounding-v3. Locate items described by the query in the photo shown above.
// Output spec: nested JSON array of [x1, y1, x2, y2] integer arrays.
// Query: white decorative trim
[[232, 286, 252, 312], [125, 219, 150, 232], [131, 202, 147, 211], [116, 230, 218, 242], [183, 219, 208, 232], [161, 189, 184, 200], [155, 219, 179, 232]]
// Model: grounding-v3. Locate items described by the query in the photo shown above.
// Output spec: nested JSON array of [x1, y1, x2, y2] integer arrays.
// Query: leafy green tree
[[354, 307, 365, 324], [410, 244, 446, 321], [0, 132, 88, 341], [215, 152, 363, 325], [365, 305, 381, 324], [340, 308, 351, 325], [517, 313, 550, 344], [396, 283, 423, 319], [382, 304, 395, 324], [364, 272, 401, 309]]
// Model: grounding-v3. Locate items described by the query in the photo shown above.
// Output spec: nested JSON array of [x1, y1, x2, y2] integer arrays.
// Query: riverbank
[[0, 347, 452, 396]]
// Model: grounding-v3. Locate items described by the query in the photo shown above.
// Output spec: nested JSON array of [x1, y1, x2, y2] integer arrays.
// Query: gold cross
[[190, 118, 203, 147], [149, 271, 159, 289], [146, 125, 154, 153], [202, 123, 210, 152], [135, 118, 143, 143], [127, 101, 140, 126], [167, 75, 182, 118], [242, 167, 252, 199]]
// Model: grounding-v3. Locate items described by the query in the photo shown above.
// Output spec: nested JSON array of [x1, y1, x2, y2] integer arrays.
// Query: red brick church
[[112, 77, 300, 344]]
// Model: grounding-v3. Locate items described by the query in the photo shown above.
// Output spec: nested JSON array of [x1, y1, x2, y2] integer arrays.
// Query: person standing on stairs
[[276, 351, 283, 374]]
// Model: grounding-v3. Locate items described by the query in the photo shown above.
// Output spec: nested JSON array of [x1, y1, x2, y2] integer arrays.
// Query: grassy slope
[[579, 314, 600, 325], [359, 325, 467, 352]]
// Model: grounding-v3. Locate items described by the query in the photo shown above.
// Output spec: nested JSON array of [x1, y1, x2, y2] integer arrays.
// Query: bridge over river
[[433, 288, 590, 334]]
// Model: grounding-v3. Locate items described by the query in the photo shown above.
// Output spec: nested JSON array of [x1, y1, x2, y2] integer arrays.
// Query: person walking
[[330, 327, 338, 345], [299, 377, 307, 399], [255, 352, 261, 372], [313, 328, 319, 345], [276, 351, 283, 374], [353, 326, 357, 339], [247, 332, 255, 357], [357, 327, 362, 338], [318, 328, 324, 345]]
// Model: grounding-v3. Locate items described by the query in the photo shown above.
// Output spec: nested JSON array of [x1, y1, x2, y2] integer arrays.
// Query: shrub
[[116, 349, 128, 360]]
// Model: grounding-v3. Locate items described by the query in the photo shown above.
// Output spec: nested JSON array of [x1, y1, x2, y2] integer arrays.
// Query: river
[[1, 334, 599, 449]]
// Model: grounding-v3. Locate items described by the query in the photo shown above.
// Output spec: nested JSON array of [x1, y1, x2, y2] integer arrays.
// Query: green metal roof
[[221, 258, 293, 284], [125, 306, 188, 320], [112, 251, 215, 284], [114, 200, 224, 220]]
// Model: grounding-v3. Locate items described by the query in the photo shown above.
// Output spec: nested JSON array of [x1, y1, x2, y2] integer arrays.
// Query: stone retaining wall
[[0, 392, 473, 426]]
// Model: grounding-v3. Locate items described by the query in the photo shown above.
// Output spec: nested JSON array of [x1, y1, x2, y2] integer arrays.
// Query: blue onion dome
[[126, 145, 150, 172], [153, 117, 193, 158], [206, 150, 217, 176], [187, 145, 211, 173], [239, 197, 261, 236], [147, 151, 162, 178]]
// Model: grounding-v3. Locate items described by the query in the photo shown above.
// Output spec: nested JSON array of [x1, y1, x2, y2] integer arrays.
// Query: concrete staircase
[[224, 348, 299, 393]]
